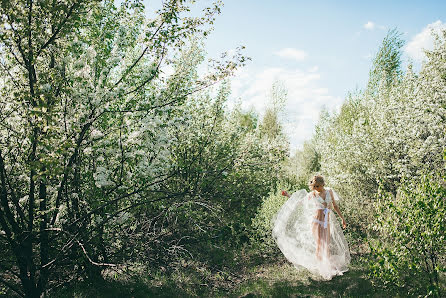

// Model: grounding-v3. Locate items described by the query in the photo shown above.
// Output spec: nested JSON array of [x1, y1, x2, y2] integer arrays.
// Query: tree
[[284, 28, 446, 255], [287, 140, 321, 188], [0, 0, 246, 296], [367, 28, 404, 92], [260, 80, 288, 140]]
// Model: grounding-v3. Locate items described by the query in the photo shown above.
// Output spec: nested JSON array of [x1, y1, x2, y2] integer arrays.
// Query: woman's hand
[[342, 219, 347, 229], [281, 190, 290, 198]]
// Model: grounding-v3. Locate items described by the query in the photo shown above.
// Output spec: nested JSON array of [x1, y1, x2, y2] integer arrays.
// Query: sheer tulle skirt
[[272, 189, 351, 280]]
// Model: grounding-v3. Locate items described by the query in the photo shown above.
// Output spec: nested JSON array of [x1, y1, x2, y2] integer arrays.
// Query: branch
[[27, 0, 33, 58], [94, 191, 188, 230], [113, 46, 149, 87], [75, 239, 117, 267], [40, 223, 117, 271], [4, 13, 29, 66], [102, 79, 220, 115], [124, 45, 166, 96], [35, 1, 80, 58], [112, 20, 165, 88], [0, 277, 24, 297], [0, 263, 21, 279], [40, 228, 78, 269], [27, 127, 38, 230], [0, 135, 26, 228], [0, 150, 21, 235], [2, 40, 26, 67], [50, 111, 95, 225], [67, 172, 175, 229], [0, 55, 24, 87], [43, 173, 176, 266], [5, 166, 26, 227], [0, 109, 21, 136]]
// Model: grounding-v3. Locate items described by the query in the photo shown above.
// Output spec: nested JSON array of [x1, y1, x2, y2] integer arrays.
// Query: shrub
[[250, 182, 298, 256], [369, 174, 446, 296]]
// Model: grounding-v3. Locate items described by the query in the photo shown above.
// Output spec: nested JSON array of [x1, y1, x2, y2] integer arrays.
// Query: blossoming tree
[[0, 0, 246, 296]]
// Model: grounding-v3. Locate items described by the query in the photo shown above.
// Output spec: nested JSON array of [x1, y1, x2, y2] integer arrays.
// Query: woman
[[272, 175, 350, 280]]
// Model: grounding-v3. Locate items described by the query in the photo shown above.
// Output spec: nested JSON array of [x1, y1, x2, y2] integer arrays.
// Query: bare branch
[[75, 239, 117, 267], [102, 77, 223, 115]]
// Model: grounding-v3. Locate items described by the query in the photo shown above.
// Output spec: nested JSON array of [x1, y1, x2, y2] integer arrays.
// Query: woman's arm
[[330, 190, 347, 229]]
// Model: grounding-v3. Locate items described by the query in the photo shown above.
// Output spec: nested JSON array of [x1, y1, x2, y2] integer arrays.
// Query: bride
[[272, 175, 351, 280]]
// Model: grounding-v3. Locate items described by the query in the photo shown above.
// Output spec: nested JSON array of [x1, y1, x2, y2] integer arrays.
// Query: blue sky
[[143, 0, 446, 152]]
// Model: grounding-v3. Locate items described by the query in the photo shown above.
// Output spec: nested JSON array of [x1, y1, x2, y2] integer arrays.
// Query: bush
[[250, 182, 298, 256], [369, 174, 446, 296]]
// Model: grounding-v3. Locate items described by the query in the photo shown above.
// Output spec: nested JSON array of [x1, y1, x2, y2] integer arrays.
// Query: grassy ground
[[52, 254, 409, 297], [230, 258, 395, 297]]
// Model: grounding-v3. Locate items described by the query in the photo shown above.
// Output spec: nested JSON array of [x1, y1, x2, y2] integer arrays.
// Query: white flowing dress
[[272, 188, 350, 280]]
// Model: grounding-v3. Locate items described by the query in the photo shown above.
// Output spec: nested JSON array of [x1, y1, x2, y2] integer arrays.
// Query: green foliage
[[1, 1, 445, 296], [259, 81, 288, 140], [288, 29, 446, 254], [369, 174, 446, 296], [251, 184, 287, 254], [280, 27, 446, 297], [249, 182, 299, 256], [105, 78, 289, 276], [51, 257, 411, 297], [0, 0, 249, 296], [286, 141, 321, 188], [368, 28, 404, 90]]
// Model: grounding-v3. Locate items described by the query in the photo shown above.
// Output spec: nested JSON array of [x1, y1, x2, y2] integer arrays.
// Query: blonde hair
[[309, 175, 325, 190]]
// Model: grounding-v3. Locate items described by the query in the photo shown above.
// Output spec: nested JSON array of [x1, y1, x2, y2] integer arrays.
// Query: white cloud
[[229, 66, 343, 152], [364, 21, 375, 30], [405, 20, 446, 63], [275, 48, 307, 61], [308, 66, 319, 73]]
